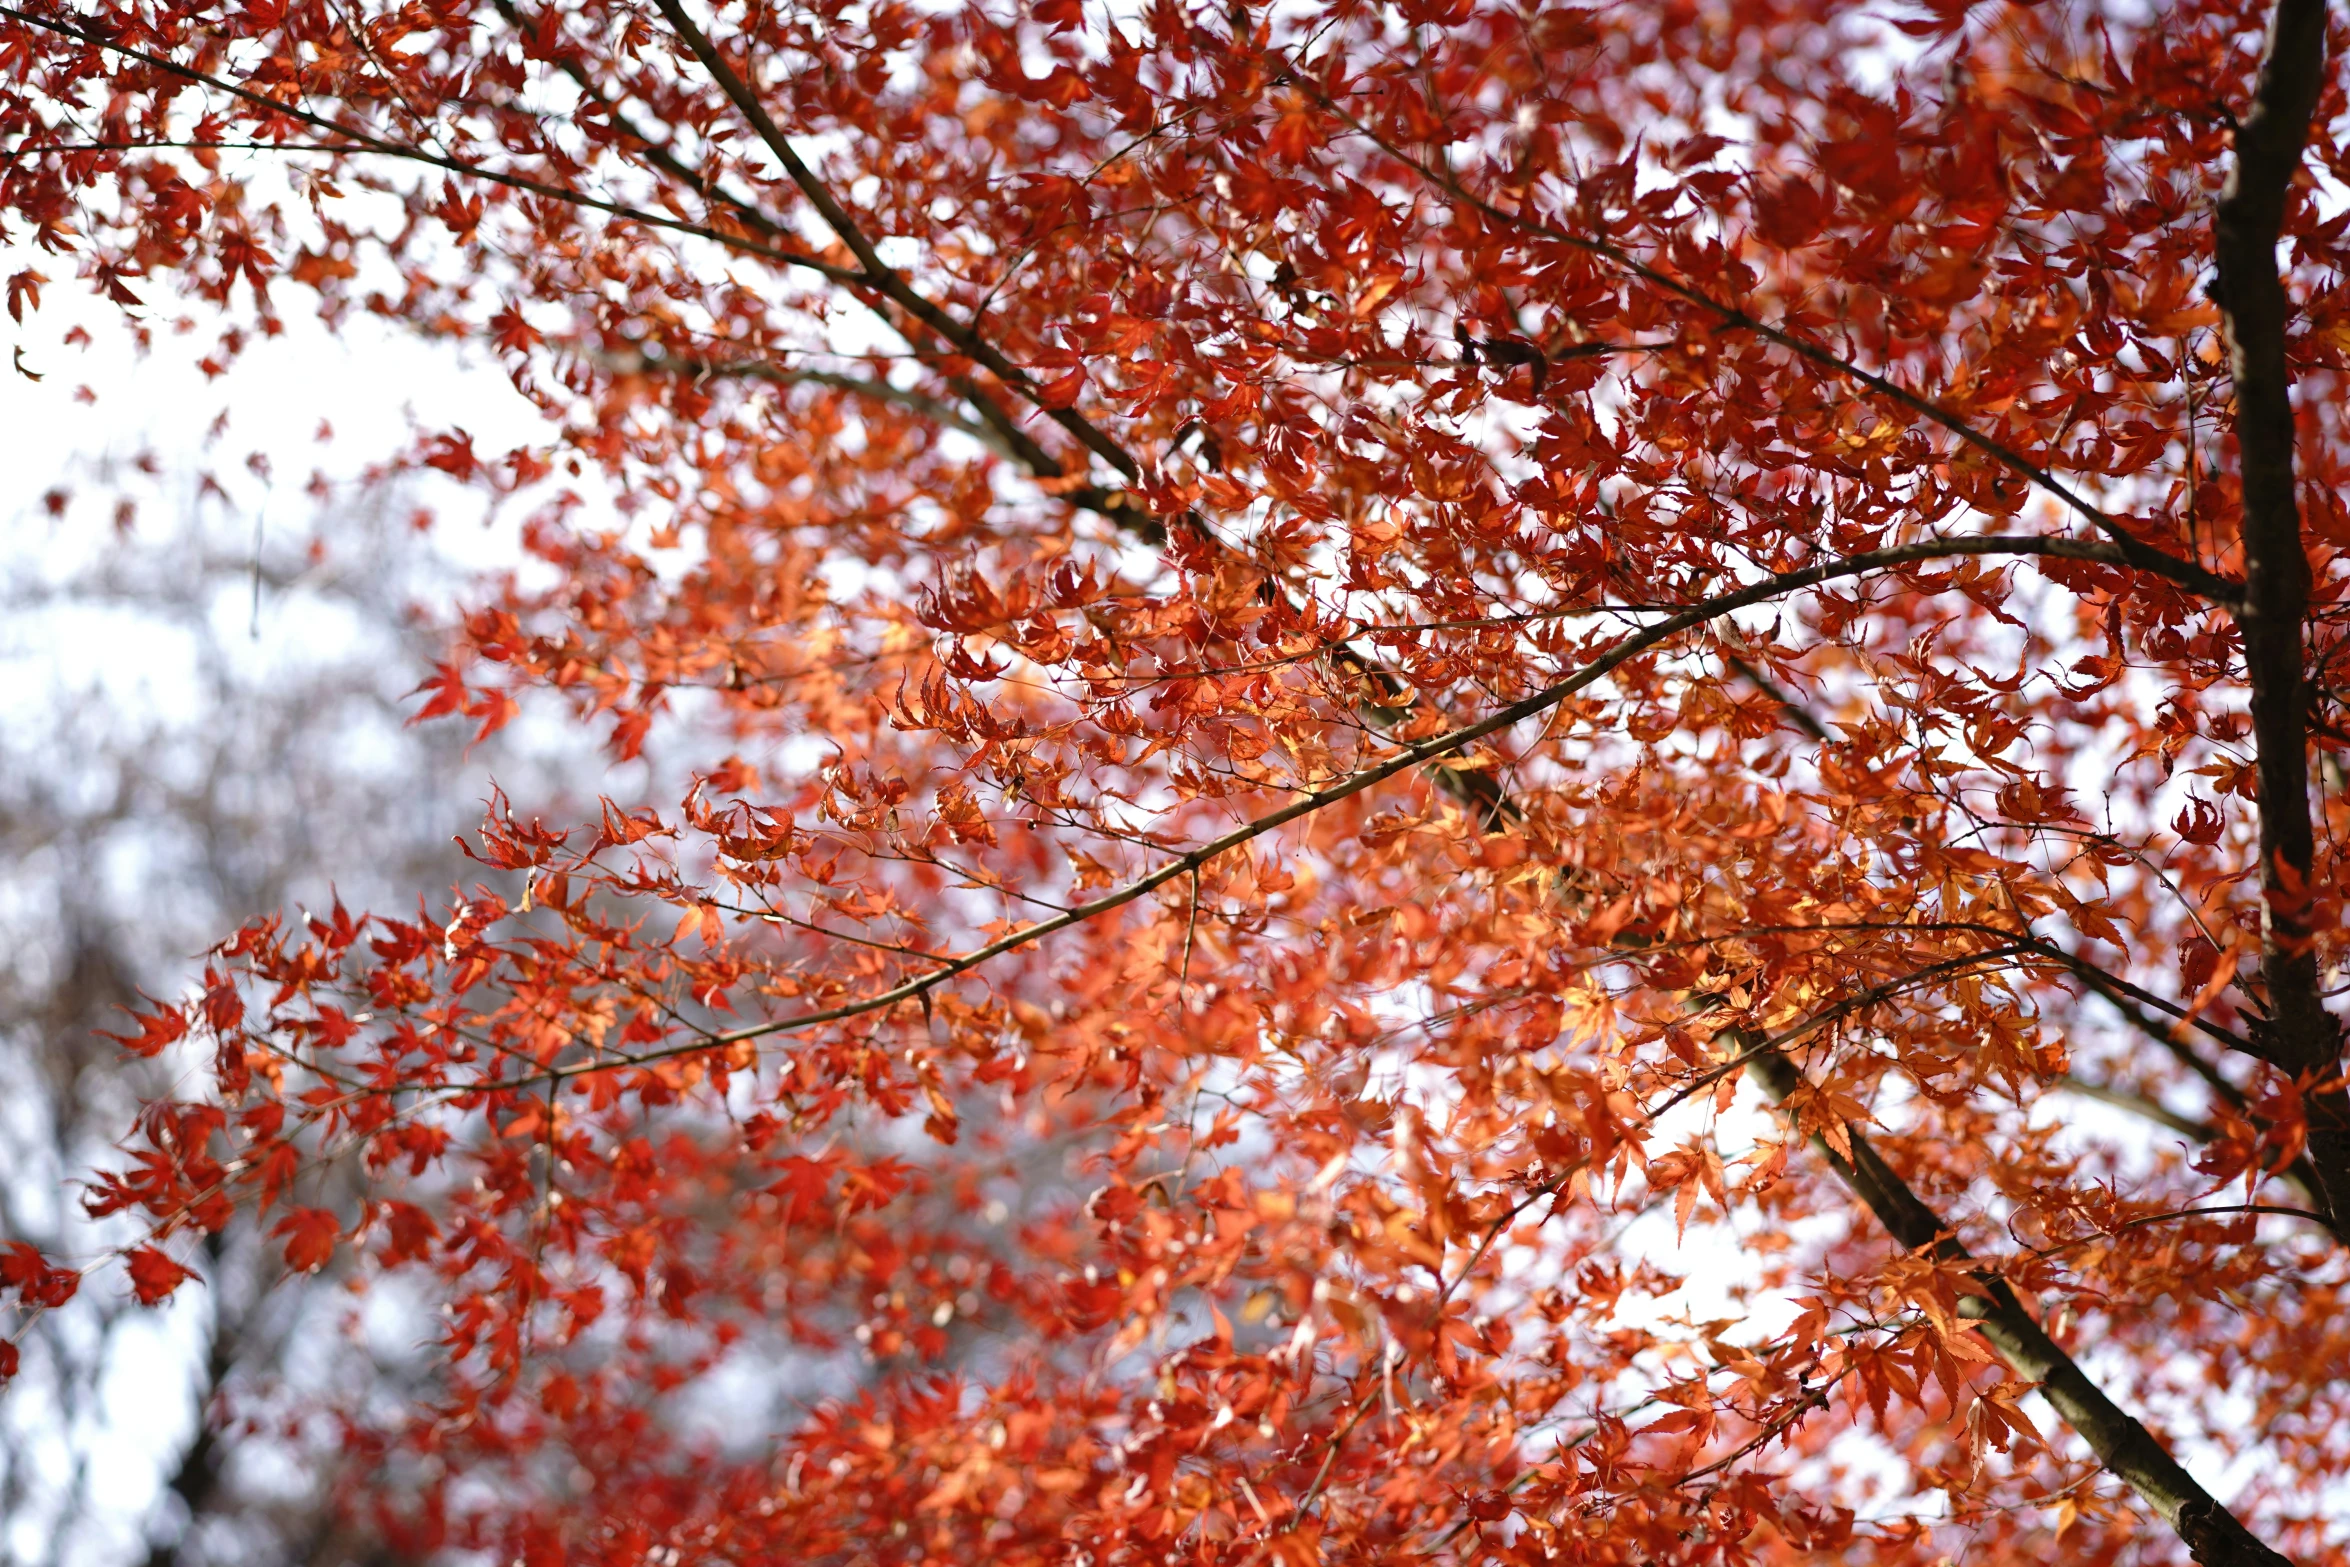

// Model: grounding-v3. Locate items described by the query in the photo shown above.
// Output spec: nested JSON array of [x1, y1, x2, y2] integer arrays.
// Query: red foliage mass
[[7, 1, 2350, 1564]]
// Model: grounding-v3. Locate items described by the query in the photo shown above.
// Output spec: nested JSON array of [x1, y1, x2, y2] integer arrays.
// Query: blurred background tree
[[0, 490, 573, 1567]]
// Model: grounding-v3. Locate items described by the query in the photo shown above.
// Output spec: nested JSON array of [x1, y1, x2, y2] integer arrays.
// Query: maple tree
[[8, 0, 2350, 1562]]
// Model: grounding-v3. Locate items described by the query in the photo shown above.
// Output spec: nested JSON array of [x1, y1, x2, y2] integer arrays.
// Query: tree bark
[[2213, 0, 2346, 1226]]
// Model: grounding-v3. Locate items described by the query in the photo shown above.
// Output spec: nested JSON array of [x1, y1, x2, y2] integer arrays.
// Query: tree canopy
[[6, 1, 2350, 1563]]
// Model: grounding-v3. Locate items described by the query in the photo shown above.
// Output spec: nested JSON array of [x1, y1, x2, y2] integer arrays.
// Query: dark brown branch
[[143, 1246, 233, 1567], [2023, 935, 2253, 1057], [948, 374, 1153, 529], [2055, 1071, 2329, 1220], [1658, 680, 2300, 1187], [2213, 0, 2347, 1229], [2051, 946, 2340, 1223], [2, 138, 373, 157], [23, 4, 1158, 552], [1747, 1050, 2294, 1567]]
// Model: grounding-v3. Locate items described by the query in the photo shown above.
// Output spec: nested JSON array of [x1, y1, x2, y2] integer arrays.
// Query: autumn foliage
[[8, 0, 2350, 1562]]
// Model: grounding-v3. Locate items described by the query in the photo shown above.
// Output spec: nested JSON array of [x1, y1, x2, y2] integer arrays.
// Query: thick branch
[[2213, 0, 2345, 1222], [142, 1233, 238, 1567], [1748, 1050, 2293, 1567]]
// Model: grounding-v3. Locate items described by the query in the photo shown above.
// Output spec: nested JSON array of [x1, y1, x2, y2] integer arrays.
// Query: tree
[[4, 0, 2348, 1562]]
